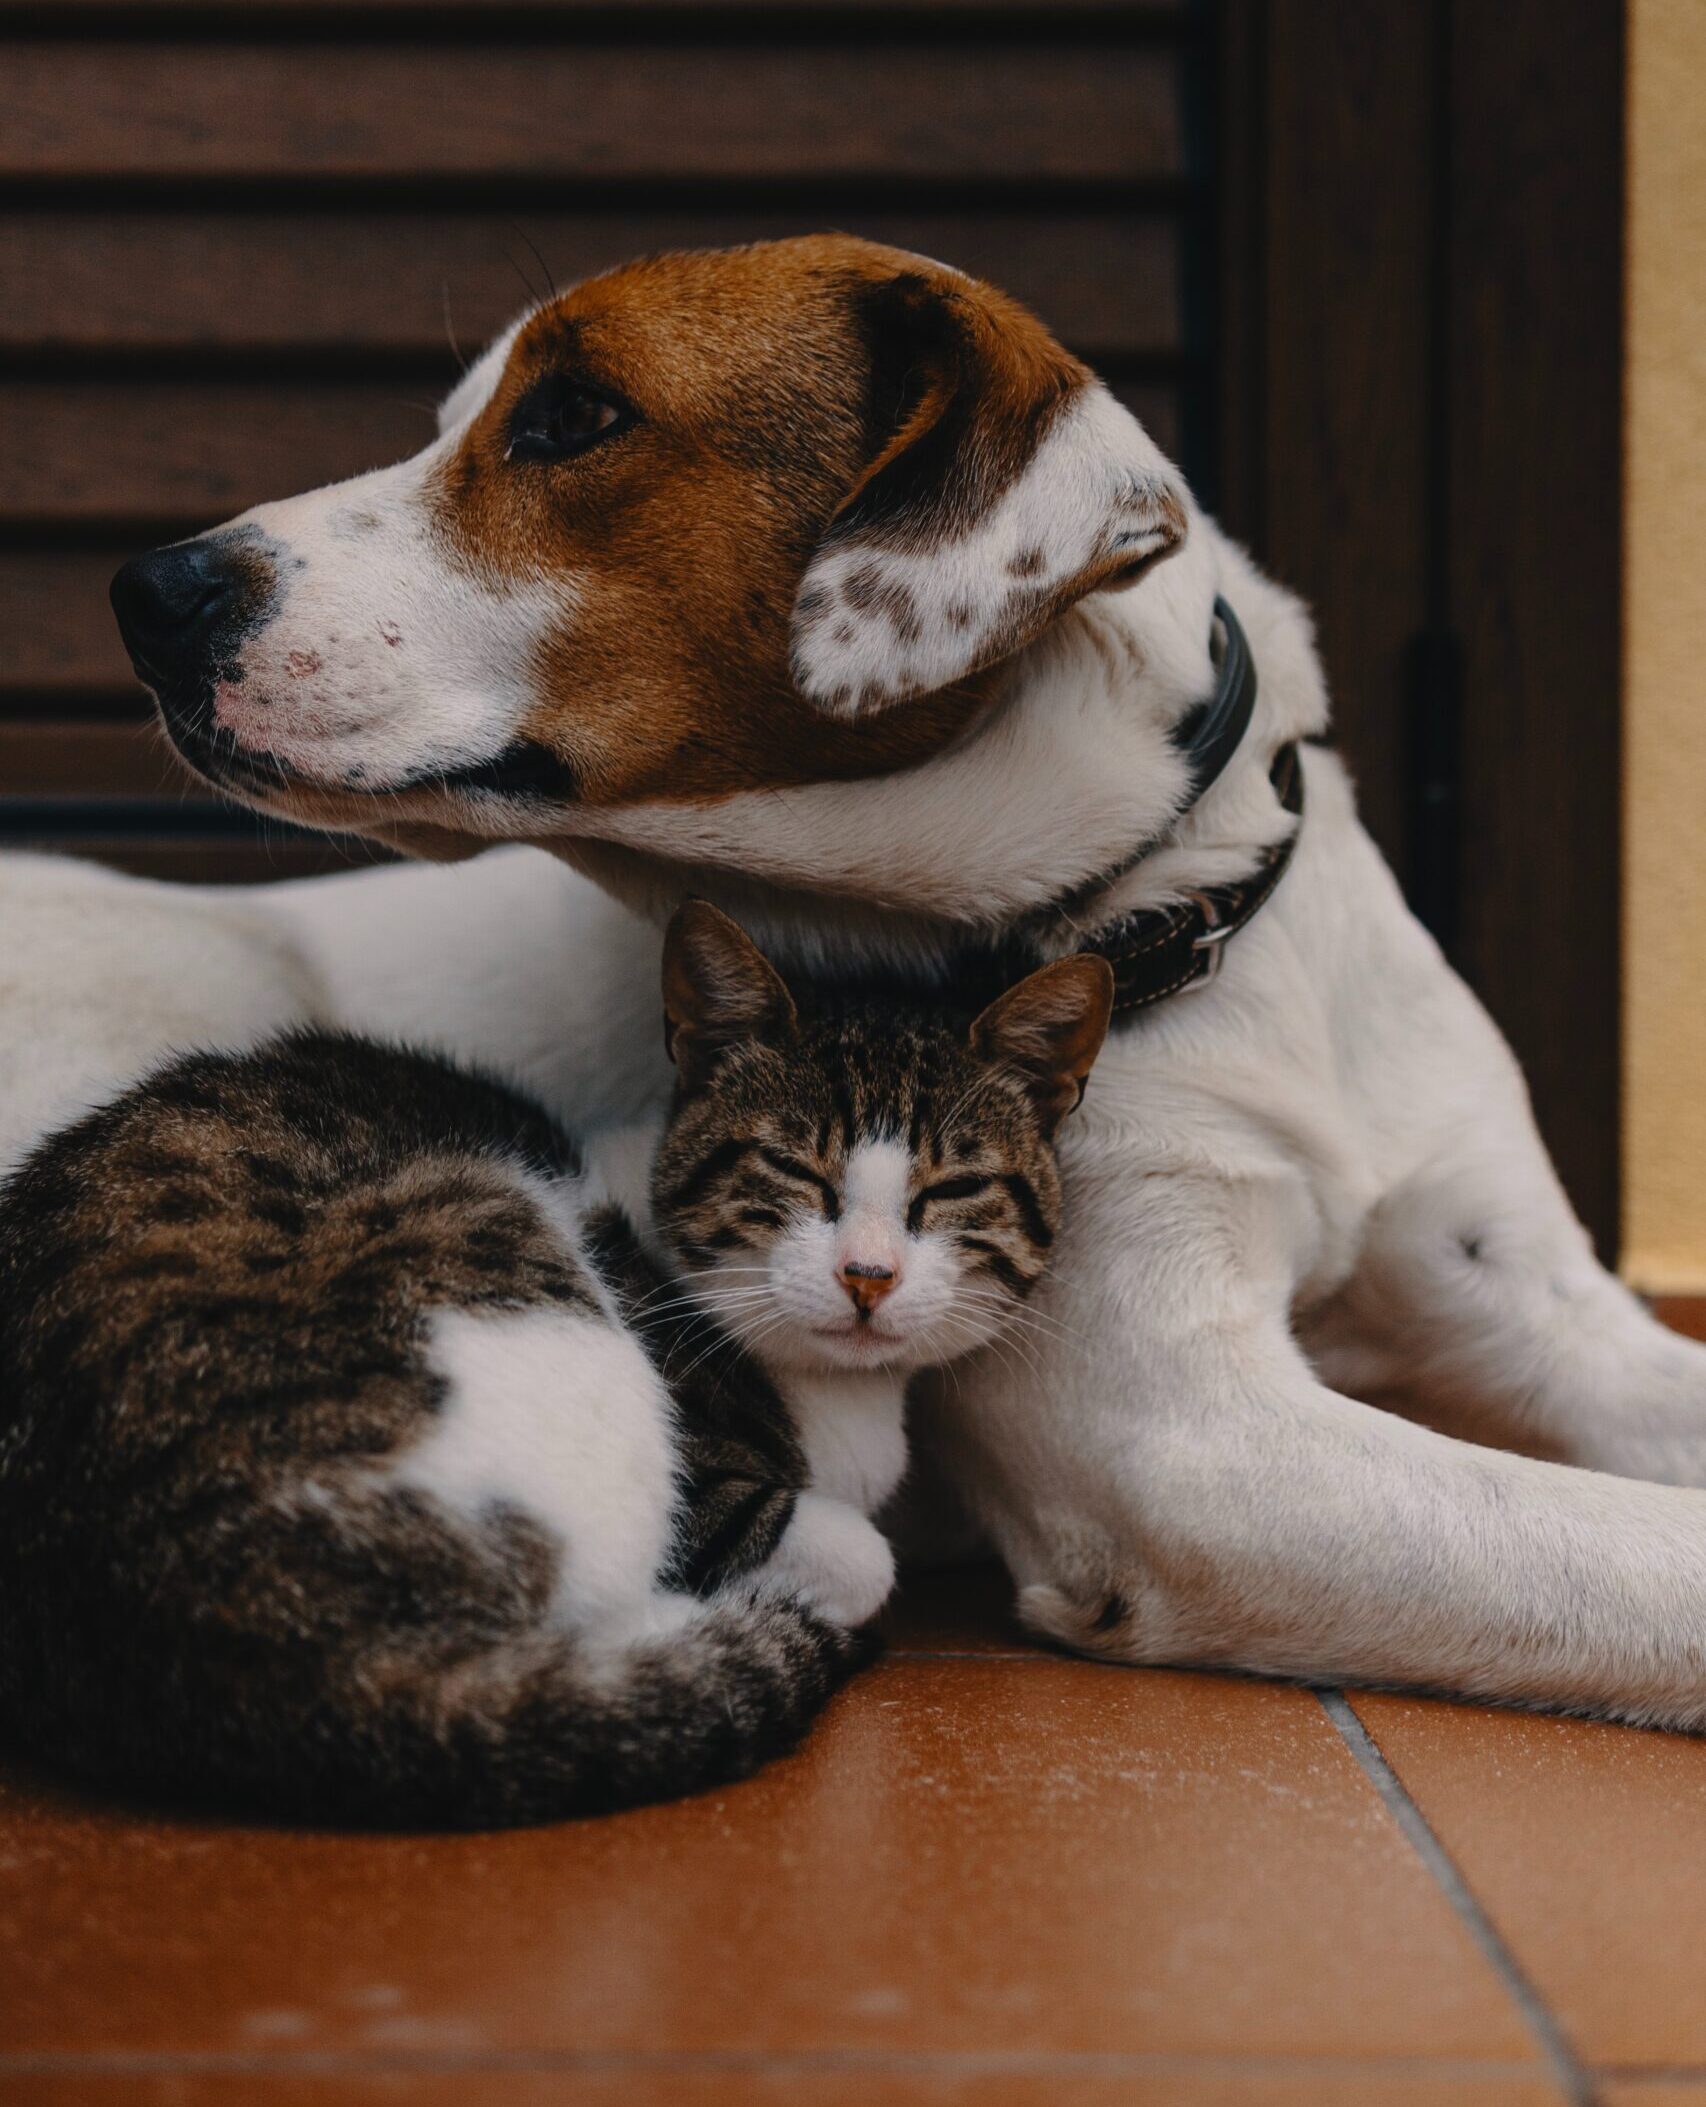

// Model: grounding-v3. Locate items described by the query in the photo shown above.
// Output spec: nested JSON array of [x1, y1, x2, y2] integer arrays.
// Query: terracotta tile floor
[[8, 1312, 1706, 2105]]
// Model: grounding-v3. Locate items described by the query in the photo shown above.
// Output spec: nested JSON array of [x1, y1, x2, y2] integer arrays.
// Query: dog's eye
[[507, 380, 633, 464]]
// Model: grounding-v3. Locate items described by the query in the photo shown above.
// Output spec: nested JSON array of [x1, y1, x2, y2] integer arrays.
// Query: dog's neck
[[554, 519, 1329, 978]]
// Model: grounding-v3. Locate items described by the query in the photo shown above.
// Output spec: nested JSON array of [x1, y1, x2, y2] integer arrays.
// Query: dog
[[11, 233, 1706, 1728]]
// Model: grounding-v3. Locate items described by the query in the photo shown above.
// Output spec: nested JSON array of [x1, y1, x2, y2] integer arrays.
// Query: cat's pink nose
[[838, 1259, 897, 1315]]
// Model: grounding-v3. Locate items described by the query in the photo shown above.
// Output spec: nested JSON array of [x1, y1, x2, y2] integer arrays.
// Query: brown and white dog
[[14, 233, 1706, 1727]]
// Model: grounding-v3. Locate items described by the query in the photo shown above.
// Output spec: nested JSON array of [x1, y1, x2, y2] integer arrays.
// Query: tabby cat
[[0, 903, 1111, 1827]]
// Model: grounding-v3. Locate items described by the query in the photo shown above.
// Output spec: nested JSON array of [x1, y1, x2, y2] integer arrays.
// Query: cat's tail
[[251, 1590, 875, 1830]]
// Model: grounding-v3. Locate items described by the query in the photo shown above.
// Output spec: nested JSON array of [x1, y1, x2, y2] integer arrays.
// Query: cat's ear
[[662, 900, 798, 1091], [790, 263, 1187, 718], [970, 954, 1115, 1135]]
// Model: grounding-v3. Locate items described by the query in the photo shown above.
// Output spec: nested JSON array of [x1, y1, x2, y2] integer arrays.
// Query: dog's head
[[111, 235, 1187, 852]]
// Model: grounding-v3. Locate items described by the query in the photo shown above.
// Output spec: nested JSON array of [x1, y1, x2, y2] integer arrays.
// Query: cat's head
[[652, 902, 1113, 1376]]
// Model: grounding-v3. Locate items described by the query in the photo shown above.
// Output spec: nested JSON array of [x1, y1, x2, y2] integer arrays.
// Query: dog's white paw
[[758, 1492, 896, 1628]]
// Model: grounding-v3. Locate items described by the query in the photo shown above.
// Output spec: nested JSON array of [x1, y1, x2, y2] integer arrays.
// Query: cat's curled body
[[0, 1029, 827, 1827], [0, 906, 1110, 1826]]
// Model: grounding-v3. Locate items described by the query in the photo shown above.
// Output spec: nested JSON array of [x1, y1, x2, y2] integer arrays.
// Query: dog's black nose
[[110, 541, 255, 686]]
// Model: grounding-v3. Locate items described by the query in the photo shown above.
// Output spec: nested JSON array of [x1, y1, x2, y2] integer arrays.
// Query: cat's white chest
[[783, 1371, 908, 1517]]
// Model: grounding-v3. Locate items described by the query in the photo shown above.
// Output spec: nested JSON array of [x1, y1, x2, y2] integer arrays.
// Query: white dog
[[11, 235, 1706, 1727]]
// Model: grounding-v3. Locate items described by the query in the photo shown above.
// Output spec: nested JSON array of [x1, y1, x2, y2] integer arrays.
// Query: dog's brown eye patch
[[506, 377, 634, 464]]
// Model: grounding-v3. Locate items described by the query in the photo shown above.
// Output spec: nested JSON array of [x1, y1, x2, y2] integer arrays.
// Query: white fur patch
[[841, 1139, 911, 1262], [580, 1117, 667, 1235], [757, 1490, 897, 1627], [386, 1303, 678, 1635], [785, 1369, 911, 1515], [790, 383, 1184, 715], [210, 447, 574, 795], [436, 319, 528, 437], [575, 544, 1218, 926]]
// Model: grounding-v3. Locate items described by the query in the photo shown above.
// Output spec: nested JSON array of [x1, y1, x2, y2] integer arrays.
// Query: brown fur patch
[[209, 235, 1171, 840], [410, 237, 1103, 809]]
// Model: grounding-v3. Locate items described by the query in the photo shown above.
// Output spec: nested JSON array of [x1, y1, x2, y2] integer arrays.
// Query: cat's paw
[[758, 1493, 896, 1628]]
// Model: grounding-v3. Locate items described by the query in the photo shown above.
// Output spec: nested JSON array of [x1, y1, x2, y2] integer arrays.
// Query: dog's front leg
[[937, 1176, 1706, 1729]]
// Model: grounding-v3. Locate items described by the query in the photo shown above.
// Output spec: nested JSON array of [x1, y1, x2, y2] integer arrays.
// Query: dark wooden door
[[1214, 0, 1624, 1254]]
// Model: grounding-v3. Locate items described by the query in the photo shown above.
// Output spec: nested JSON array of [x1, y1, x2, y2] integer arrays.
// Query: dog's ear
[[790, 267, 1188, 718], [970, 954, 1115, 1136], [662, 900, 798, 1091]]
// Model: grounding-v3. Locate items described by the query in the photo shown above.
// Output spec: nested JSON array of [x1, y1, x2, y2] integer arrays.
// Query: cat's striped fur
[[639, 904, 1113, 1639], [654, 998, 1075, 1309], [0, 909, 1109, 1827], [0, 1031, 863, 1827]]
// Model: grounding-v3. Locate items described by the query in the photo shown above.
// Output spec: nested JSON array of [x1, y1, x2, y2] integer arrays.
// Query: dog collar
[[1030, 594, 1304, 1021], [1084, 738, 1303, 1018], [1176, 594, 1259, 802], [789, 598, 1303, 1028]]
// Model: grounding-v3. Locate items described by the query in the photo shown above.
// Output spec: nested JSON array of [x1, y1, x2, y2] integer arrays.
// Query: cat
[[637, 902, 1113, 1633], [0, 903, 1111, 1828]]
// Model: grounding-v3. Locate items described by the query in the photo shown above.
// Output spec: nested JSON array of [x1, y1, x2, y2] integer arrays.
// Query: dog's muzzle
[[110, 529, 281, 786]]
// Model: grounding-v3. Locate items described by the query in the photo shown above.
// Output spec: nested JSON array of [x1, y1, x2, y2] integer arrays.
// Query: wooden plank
[[0, 41, 1181, 183], [0, 719, 205, 798], [0, 376, 1181, 532], [0, 208, 1181, 361], [1253, 0, 1434, 879], [1447, 0, 1623, 1254], [0, 553, 142, 691], [0, 382, 440, 524], [3, 557, 110, 691], [1207, 0, 1264, 538]]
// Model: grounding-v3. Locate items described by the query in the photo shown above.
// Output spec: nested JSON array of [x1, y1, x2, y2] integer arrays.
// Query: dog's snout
[[110, 540, 266, 686]]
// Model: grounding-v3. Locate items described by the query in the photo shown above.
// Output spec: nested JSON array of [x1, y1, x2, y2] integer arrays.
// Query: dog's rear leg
[[1300, 1115, 1706, 1487]]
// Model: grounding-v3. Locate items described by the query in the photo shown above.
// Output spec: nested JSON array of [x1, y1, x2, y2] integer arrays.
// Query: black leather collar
[[1070, 596, 1302, 1020], [970, 596, 1302, 1025], [1176, 594, 1260, 803], [1086, 738, 1303, 1019], [791, 597, 1304, 1029]]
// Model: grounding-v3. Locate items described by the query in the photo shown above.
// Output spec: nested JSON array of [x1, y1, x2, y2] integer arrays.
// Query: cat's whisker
[[666, 1319, 770, 1387], [626, 1264, 773, 1306], [625, 1280, 778, 1326], [936, 1302, 1051, 1385], [952, 1284, 1085, 1347]]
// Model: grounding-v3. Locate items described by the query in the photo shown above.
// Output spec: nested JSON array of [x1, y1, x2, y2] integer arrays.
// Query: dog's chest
[[1061, 1024, 1380, 1309]]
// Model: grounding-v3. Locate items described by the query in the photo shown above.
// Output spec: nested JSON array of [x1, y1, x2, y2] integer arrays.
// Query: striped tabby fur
[[0, 910, 1109, 1827], [0, 1032, 856, 1828]]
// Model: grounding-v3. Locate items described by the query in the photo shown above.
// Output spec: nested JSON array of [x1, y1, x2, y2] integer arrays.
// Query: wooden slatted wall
[[0, 0, 1207, 882]]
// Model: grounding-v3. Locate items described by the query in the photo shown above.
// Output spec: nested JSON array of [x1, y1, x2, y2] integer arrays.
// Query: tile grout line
[[1317, 1689, 1599, 2107]]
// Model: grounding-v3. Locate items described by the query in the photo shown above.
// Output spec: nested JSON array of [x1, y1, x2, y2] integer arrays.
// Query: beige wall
[[1623, 0, 1706, 1291]]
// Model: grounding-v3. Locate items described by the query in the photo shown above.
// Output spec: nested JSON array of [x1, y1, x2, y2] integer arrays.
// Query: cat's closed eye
[[906, 1172, 992, 1231], [755, 1145, 841, 1221]]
